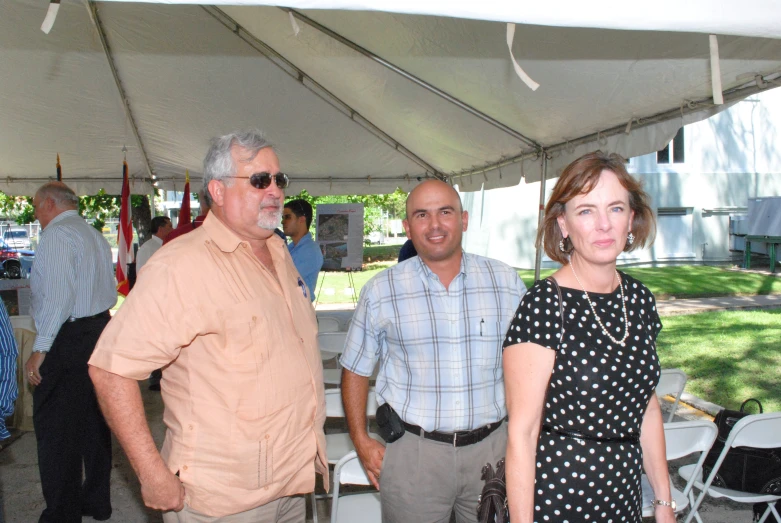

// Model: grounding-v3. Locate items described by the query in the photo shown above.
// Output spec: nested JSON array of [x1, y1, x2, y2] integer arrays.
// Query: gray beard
[[257, 208, 282, 230]]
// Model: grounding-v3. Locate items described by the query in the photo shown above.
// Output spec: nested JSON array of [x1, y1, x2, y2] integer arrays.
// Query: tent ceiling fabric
[[101, 1, 781, 40], [1, 0, 780, 196]]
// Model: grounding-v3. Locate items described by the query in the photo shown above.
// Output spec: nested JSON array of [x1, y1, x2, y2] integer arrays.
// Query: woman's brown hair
[[538, 151, 656, 265]]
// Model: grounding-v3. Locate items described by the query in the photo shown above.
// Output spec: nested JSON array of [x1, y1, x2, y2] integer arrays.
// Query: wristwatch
[[652, 499, 676, 510]]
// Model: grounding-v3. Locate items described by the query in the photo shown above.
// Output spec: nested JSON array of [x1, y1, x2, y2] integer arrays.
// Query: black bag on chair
[[701, 399, 781, 520]]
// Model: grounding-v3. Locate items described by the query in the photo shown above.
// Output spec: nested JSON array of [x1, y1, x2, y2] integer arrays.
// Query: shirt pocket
[[222, 306, 273, 421], [230, 432, 273, 490]]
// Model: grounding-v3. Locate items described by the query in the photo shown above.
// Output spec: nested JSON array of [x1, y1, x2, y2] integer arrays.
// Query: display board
[[315, 204, 364, 271], [0, 278, 32, 316]]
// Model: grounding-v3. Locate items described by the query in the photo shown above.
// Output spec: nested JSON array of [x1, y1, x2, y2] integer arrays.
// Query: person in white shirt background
[[135, 216, 173, 274]]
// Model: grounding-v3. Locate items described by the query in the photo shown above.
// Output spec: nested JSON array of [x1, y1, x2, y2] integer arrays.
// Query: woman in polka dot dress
[[502, 152, 675, 523]]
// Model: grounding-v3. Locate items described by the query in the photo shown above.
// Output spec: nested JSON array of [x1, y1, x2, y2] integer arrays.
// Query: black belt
[[67, 310, 111, 323], [402, 419, 504, 447], [541, 423, 640, 444]]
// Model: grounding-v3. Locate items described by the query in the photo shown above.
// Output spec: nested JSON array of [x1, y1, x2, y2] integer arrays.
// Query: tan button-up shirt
[[89, 214, 327, 517]]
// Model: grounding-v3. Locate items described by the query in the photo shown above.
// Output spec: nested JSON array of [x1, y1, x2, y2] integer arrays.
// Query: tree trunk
[[132, 195, 152, 246]]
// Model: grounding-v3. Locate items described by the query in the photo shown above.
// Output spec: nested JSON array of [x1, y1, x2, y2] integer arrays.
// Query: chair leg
[[310, 492, 319, 523], [759, 502, 781, 523]]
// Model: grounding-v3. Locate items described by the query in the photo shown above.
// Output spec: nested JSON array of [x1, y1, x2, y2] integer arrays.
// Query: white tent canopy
[[2, 0, 780, 196]]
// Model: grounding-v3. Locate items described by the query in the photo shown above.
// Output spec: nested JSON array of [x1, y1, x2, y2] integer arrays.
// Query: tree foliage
[[0, 190, 155, 238]]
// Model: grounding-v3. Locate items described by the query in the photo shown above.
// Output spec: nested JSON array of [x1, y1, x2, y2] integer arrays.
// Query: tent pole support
[[284, 8, 540, 149], [533, 152, 548, 281], [85, 1, 154, 185], [205, 6, 445, 181]]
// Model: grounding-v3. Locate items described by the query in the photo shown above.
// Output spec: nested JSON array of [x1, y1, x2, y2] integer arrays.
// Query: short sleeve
[[502, 279, 564, 351]]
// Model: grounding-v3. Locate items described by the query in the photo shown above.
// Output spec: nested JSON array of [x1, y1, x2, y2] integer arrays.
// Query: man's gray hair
[[202, 130, 273, 206], [36, 182, 79, 209]]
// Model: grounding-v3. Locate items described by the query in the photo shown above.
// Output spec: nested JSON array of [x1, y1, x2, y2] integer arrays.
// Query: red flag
[[177, 170, 191, 229], [116, 160, 133, 296]]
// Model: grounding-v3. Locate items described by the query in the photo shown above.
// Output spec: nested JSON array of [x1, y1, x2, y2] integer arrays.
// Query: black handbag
[[477, 459, 508, 523], [477, 278, 565, 523], [702, 399, 781, 519]]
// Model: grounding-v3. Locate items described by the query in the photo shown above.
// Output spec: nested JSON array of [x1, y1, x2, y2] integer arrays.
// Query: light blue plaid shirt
[[340, 252, 526, 433]]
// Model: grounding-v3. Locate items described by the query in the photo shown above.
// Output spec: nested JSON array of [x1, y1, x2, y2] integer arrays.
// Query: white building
[[462, 87, 781, 269]]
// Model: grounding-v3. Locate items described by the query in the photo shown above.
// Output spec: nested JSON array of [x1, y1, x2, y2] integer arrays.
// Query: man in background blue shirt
[[282, 199, 323, 302]]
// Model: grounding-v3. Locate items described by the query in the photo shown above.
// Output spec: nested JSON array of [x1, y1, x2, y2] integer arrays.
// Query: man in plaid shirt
[[341, 179, 526, 523]]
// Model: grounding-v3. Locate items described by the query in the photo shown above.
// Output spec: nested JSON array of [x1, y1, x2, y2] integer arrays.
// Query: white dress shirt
[[31, 210, 117, 352], [135, 235, 163, 273]]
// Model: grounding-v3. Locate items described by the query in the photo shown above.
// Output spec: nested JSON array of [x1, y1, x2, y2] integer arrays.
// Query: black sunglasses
[[229, 172, 289, 190]]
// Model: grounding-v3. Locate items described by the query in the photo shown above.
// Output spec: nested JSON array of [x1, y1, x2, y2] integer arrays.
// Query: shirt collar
[[290, 232, 314, 249], [201, 213, 286, 253], [43, 209, 79, 232], [414, 251, 469, 289]]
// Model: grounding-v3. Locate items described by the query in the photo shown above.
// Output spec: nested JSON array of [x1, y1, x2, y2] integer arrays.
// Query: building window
[[657, 127, 685, 164]]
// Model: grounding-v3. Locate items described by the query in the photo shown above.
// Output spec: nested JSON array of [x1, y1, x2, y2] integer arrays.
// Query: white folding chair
[[656, 368, 688, 423], [319, 331, 348, 363], [640, 420, 718, 521], [331, 451, 381, 523], [324, 388, 381, 465], [311, 389, 381, 521], [680, 412, 781, 523], [318, 316, 342, 333], [322, 368, 342, 386]]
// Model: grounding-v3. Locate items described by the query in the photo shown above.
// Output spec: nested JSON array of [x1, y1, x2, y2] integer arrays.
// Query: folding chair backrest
[[318, 316, 342, 333], [332, 451, 381, 523], [664, 420, 718, 460], [335, 451, 373, 486], [727, 412, 781, 450], [656, 369, 687, 422], [319, 331, 348, 352]]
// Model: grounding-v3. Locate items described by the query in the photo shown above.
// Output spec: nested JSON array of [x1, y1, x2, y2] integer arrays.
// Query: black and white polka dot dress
[[503, 272, 662, 523]]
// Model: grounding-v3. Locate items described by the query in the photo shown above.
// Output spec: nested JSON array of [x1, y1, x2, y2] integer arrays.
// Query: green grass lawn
[[316, 263, 781, 305], [516, 265, 781, 298], [656, 309, 781, 412]]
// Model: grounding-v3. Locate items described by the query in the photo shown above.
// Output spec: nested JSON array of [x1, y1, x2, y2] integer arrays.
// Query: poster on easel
[[315, 203, 364, 271]]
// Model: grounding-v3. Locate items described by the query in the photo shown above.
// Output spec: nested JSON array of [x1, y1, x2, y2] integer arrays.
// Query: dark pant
[[33, 313, 112, 523]]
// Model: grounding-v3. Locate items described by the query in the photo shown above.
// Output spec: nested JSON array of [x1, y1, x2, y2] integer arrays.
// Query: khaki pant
[[162, 495, 305, 523], [379, 423, 508, 523]]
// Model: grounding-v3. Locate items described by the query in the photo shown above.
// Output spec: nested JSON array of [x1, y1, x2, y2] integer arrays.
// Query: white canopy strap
[[285, 8, 540, 148], [710, 34, 724, 105], [40, 0, 61, 34], [288, 11, 301, 36], [506, 23, 540, 91]]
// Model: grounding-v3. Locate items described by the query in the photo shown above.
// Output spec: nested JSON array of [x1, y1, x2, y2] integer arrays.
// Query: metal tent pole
[[533, 153, 548, 281]]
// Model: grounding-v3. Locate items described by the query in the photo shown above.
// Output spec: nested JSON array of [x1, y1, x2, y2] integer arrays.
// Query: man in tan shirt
[[88, 130, 327, 522]]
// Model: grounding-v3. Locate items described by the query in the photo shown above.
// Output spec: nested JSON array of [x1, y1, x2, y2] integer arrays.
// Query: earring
[[559, 238, 566, 252], [627, 232, 635, 245]]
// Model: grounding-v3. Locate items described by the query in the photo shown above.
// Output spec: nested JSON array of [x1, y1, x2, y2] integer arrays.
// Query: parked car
[[0, 238, 34, 279], [3, 228, 32, 250]]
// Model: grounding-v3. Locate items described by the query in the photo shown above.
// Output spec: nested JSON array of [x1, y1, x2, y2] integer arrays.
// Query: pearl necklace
[[569, 264, 629, 346]]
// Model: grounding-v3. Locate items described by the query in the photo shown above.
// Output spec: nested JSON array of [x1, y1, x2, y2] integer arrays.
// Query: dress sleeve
[[502, 279, 564, 351]]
